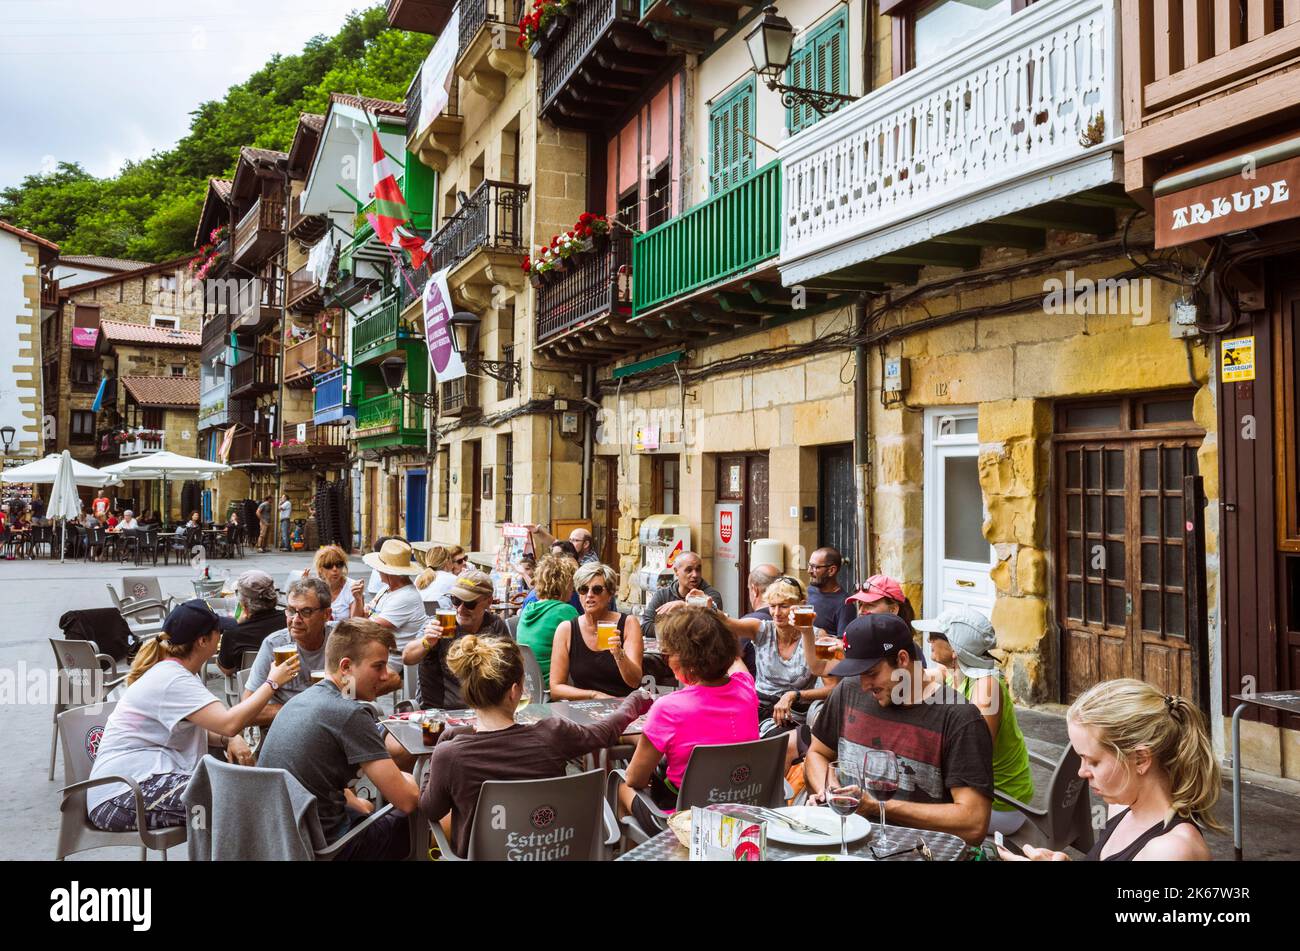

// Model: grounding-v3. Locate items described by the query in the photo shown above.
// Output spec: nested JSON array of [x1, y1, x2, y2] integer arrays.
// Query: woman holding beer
[[549, 563, 644, 700], [85, 600, 299, 833]]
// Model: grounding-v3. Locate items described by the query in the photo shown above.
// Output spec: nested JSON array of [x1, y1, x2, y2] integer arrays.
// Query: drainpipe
[[853, 294, 872, 580]]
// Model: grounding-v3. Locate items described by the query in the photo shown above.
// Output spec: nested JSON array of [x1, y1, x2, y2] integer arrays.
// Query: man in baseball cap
[[805, 612, 994, 846]]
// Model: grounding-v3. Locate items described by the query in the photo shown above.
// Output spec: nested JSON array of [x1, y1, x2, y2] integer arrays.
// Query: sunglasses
[[453, 556, 468, 565], [777, 575, 805, 596], [322, 563, 345, 570], [450, 596, 481, 609], [577, 584, 607, 596]]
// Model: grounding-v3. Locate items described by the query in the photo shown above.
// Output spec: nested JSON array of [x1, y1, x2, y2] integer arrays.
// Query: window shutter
[[787, 9, 848, 135], [710, 78, 755, 194]]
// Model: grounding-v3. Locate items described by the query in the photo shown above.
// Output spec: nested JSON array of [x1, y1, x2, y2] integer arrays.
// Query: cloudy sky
[[0, 1, 376, 189]]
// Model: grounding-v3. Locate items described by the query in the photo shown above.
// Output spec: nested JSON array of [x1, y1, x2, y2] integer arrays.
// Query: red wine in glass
[[867, 779, 898, 802], [827, 793, 861, 817], [863, 750, 899, 847]]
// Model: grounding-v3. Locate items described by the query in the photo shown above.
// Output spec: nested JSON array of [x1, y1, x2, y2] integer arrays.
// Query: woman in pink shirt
[[616, 605, 758, 822]]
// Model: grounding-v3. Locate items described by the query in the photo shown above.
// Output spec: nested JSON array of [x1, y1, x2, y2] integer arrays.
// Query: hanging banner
[[424, 266, 466, 384], [419, 6, 460, 132], [218, 424, 237, 464], [72, 327, 99, 349]]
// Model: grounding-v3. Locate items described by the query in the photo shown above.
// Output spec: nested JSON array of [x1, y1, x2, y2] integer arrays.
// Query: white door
[[712, 502, 742, 617], [924, 409, 995, 623]]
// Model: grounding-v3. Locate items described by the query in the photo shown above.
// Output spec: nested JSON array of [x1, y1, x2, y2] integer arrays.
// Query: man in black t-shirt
[[804, 613, 993, 846]]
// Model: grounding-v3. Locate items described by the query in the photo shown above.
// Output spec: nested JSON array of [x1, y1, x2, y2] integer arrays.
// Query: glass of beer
[[596, 620, 618, 650], [436, 609, 457, 637], [272, 644, 298, 667], [685, 589, 711, 608], [793, 605, 816, 630], [814, 635, 843, 661]]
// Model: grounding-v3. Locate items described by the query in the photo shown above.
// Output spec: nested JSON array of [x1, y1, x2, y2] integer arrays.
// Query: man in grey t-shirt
[[243, 577, 333, 725]]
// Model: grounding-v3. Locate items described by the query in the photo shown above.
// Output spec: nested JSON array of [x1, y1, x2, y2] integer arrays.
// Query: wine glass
[[863, 749, 899, 848], [515, 685, 533, 721], [824, 760, 864, 857]]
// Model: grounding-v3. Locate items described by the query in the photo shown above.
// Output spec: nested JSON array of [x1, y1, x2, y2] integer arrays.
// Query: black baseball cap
[[161, 599, 220, 646], [829, 613, 914, 677]]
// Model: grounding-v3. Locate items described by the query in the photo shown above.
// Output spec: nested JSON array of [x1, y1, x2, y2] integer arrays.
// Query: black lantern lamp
[[379, 355, 440, 408], [0, 425, 15, 454], [744, 5, 857, 117], [449, 310, 522, 386]]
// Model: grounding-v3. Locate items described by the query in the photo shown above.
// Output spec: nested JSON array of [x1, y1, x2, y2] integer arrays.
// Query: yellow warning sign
[[1221, 336, 1255, 382]]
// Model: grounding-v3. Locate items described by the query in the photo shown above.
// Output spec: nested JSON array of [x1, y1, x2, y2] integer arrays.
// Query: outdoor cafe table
[[1230, 690, 1300, 860], [618, 807, 969, 862]]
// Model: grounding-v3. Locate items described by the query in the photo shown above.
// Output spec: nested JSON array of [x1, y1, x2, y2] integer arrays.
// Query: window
[[71, 358, 98, 385], [141, 408, 165, 430], [786, 8, 848, 135], [708, 77, 756, 195], [438, 446, 450, 518], [913, 0, 1012, 71], [171, 365, 186, 378], [71, 410, 95, 440], [151, 315, 178, 330], [501, 434, 514, 523], [652, 455, 680, 515], [646, 162, 672, 231], [617, 186, 639, 233]]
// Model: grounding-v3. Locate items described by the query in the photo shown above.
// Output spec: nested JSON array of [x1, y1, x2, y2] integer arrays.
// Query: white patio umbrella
[[101, 451, 232, 527], [0, 452, 119, 487], [45, 451, 83, 563]]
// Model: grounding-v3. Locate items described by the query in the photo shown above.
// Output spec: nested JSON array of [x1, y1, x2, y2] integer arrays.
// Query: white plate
[[783, 853, 873, 862], [762, 806, 872, 847]]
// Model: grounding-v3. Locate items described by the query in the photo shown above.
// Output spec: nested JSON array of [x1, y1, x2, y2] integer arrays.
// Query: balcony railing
[[426, 180, 530, 275], [1121, 0, 1300, 189], [284, 335, 320, 385], [237, 275, 282, 332], [355, 391, 425, 433], [313, 367, 353, 424], [352, 295, 424, 365], [407, 61, 464, 159], [228, 430, 273, 465], [540, 0, 666, 125], [287, 264, 324, 313], [231, 353, 277, 395], [201, 312, 231, 350], [232, 196, 286, 266], [277, 420, 350, 462], [780, 0, 1118, 283], [440, 376, 479, 416], [459, 0, 515, 59], [537, 231, 633, 341], [119, 430, 164, 458], [633, 161, 780, 314], [41, 278, 59, 307]]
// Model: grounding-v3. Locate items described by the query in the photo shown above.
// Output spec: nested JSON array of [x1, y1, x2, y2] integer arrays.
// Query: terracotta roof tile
[[240, 146, 288, 166], [59, 254, 151, 271], [211, 179, 233, 201], [329, 92, 406, 118], [0, 220, 58, 252], [301, 113, 325, 132], [122, 376, 200, 408], [99, 319, 201, 348]]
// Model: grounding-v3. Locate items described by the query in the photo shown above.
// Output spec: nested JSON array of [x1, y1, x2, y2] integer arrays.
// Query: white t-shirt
[[366, 569, 385, 597], [418, 570, 457, 611], [279, 500, 291, 520], [330, 583, 353, 621], [86, 660, 218, 813], [370, 582, 428, 671]]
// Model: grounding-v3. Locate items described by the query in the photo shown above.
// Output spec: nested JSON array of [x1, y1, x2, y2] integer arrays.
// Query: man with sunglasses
[[404, 570, 511, 709], [243, 577, 337, 727]]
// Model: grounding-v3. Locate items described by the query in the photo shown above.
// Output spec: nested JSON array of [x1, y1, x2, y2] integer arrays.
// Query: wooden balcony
[[407, 66, 464, 174], [456, 0, 526, 102], [287, 264, 324, 314], [638, 0, 741, 54], [354, 391, 427, 450], [426, 180, 530, 308], [201, 312, 232, 351], [539, 0, 670, 129], [386, 0, 455, 35], [288, 193, 328, 242], [236, 276, 282, 333], [779, 0, 1127, 290], [284, 335, 320, 388], [41, 277, 59, 308], [313, 367, 354, 425], [230, 354, 278, 397], [228, 430, 274, 465], [276, 420, 350, 468], [232, 196, 286, 267], [1121, 0, 1300, 195], [536, 231, 634, 357]]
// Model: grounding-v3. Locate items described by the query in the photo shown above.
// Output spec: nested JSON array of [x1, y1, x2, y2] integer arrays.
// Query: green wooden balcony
[[632, 160, 781, 315], [353, 391, 427, 450], [351, 294, 424, 365]]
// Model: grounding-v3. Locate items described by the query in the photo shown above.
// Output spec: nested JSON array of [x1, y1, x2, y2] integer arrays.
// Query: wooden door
[[469, 440, 482, 553], [363, 465, 378, 550], [593, 457, 618, 568], [1056, 396, 1202, 701]]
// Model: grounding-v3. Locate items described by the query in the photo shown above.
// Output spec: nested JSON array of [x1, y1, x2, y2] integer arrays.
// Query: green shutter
[[709, 76, 756, 195], [403, 150, 435, 232], [785, 8, 848, 136]]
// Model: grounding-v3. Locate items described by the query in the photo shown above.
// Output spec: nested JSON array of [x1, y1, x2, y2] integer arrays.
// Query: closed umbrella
[[45, 451, 82, 563]]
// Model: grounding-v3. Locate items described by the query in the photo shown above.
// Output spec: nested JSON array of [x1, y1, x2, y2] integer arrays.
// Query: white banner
[[419, 7, 459, 132], [424, 267, 466, 384]]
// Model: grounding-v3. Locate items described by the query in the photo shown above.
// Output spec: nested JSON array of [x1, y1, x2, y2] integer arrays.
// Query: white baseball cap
[[913, 609, 1000, 679]]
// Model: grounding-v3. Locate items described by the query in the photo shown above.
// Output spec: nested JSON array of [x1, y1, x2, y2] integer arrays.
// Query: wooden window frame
[[1054, 393, 1200, 439], [1275, 286, 1300, 551]]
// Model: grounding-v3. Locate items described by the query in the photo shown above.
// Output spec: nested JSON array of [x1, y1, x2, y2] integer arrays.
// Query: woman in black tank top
[[548, 563, 644, 700], [997, 679, 1219, 862]]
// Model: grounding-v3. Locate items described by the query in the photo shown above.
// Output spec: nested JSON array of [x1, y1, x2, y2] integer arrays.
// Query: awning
[[1154, 133, 1300, 249]]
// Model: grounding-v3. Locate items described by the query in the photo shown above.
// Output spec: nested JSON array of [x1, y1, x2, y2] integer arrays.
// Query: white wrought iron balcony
[[779, 0, 1122, 288]]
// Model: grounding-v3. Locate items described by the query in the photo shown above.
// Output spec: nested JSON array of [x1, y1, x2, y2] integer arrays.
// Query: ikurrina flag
[[365, 129, 429, 270]]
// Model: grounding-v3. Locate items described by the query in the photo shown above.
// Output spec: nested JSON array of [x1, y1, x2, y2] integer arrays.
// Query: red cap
[[844, 574, 905, 606]]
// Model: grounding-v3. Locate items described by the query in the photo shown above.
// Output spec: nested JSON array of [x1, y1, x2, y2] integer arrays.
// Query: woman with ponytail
[[998, 678, 1220, 861], [419, 634, 653, 858], [86, 600, 300, 833]]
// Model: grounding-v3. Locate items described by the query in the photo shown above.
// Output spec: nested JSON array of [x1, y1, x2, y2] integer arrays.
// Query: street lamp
[[448, 310, 522, 386], [0, 426, 15, 454], [744, 5, 858, 117], [379, 355, 440, 409]]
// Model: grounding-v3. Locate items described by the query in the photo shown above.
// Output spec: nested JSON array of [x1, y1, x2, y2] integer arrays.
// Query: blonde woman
[[415, 545, 461, 609], [420, 635, 652, 858], [86, 600, 298, 833], [549, 562, 643, 700], [998, 678, 1221, 861], [312, 545, 352, 621]]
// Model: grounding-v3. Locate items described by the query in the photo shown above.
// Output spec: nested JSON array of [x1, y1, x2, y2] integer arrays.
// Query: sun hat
[[361, 538, 424, 577], [844, 574, 906, 606], [449, 569, 495, 603], [913, 609, 999, 678]]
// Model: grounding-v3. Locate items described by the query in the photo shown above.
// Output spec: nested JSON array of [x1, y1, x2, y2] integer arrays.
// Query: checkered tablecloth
[[617, 820, 968, 862]]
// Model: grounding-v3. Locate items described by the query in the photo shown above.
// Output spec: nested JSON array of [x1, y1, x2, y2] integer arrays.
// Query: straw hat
[[362, 538, 424, 577]]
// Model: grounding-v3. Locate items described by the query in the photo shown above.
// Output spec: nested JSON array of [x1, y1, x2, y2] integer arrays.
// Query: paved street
[[4, 551, 1298, 861]]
